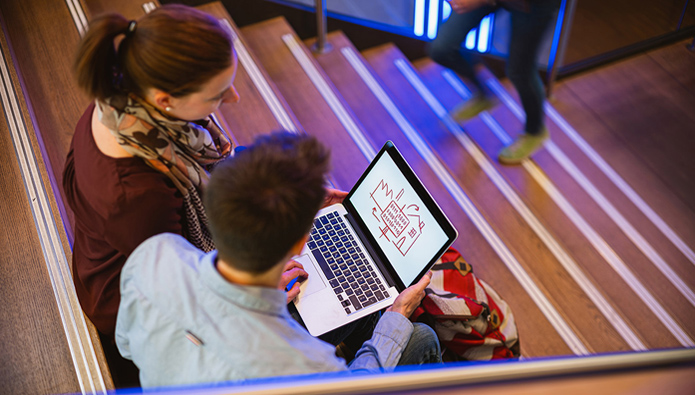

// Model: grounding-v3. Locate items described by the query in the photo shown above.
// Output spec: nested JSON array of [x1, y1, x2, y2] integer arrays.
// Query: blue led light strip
[[442, 1, 452, 20], [414, 0, 426, 36], [477, 14, 492, 52], [427, 0, 440, 39], [465, 28, 477, 50]]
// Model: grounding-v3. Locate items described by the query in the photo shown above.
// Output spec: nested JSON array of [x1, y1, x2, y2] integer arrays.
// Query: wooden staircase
[[1, 0, 694, 393]]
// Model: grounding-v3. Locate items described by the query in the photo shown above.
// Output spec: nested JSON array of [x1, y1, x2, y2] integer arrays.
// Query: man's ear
[[289, 233, 310, 257]]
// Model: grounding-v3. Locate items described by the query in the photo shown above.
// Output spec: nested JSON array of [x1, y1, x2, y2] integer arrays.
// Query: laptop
[[292, 141, 458, 336]]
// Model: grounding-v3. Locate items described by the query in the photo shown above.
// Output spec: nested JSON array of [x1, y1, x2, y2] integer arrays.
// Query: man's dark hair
[[205, 132, 330, 273]]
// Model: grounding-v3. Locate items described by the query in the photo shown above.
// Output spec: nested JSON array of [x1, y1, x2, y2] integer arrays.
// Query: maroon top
[[63, 102, 184, 336]]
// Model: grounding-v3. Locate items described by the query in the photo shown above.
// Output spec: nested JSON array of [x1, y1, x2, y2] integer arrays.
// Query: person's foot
[[450, 94, 498, 122], [498, 128, 550, 165]]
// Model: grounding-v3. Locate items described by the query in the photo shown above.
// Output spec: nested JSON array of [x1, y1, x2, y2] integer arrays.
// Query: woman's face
[[166, 53, 240, 121]]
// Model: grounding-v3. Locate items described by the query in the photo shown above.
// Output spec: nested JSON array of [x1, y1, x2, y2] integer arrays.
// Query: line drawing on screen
[[370, 179, 425, 256]]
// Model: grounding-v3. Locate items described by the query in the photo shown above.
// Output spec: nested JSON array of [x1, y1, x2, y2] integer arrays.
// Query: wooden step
[[0, 81, 81, 395], [81, 0, 157, 20], [491, 69, 695, 301], [0, 1, 110, 392], [499, 65, 695, 275], [558, 50, 695, 213], [0, 0, 93, 241], [413, 58, 695, 349], [240, 17, 375, 190], [362, 43, 654, 355], [196, 2, 303, 146], [548, 68, 695, 291], [305, 31, 572, 358]]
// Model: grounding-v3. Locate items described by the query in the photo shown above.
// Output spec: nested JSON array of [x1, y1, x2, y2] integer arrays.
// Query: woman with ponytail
[[63, 4, 238, 386], [65, 4, 377, 388]]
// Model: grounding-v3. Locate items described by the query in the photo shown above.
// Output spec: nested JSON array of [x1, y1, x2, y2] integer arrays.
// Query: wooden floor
[[1, 0, 694, 393], [555, 40, 695, 215], [563, 0, 694, 66]]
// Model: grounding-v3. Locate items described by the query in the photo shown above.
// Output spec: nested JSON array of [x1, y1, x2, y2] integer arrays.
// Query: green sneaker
[[498, 129, 550, 165], [450, 94, 498, 122]]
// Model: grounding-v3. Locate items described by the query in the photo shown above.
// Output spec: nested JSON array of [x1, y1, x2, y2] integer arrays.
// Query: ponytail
[[73, 13, 129, 101], [73, 4, 233, 102]]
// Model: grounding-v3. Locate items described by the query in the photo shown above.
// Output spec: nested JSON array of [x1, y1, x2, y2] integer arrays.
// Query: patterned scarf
[[96, 94, 233, 252]]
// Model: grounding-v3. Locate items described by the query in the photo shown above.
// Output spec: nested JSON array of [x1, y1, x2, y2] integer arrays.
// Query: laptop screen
[[346, 142, 455, 287]]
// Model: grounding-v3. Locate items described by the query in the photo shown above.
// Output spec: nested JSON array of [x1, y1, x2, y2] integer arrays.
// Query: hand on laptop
[[279, 260, 309, 303], [322, 188, 348, 208], [386, 271, 432, 318]]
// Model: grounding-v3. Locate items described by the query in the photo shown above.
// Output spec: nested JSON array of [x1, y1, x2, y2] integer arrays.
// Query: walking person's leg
[[427, 5, 498, 121], [498, 0, 561, 164]]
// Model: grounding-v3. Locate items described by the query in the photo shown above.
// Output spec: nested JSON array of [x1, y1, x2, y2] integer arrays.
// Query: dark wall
[[162, 0, 429, 60]]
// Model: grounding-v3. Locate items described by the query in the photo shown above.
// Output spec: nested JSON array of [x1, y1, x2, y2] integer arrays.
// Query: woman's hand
[[447, 0, 490, 14], [278, 260, 309, 303], [322, 188, 349, 208]]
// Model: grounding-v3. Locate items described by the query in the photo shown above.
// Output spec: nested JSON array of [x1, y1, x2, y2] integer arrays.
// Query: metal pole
[[545, 0, 577, 98], [311, 0, 333, 54], [677, 0, 690, 30]]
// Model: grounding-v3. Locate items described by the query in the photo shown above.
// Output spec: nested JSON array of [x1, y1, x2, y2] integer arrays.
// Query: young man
[[115, 132, 441, 388]]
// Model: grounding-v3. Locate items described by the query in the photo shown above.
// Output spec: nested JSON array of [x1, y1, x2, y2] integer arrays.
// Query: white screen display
[[349, 152, 449, 286]]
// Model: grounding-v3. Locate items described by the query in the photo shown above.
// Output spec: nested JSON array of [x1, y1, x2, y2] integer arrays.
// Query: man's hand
[[278, 260, 308, 303], [386, 271, 432, 318], [322, 188, 349, 209], [447, 0, 491, 14]]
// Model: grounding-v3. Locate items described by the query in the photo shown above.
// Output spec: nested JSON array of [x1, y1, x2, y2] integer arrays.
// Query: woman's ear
[[150, 89, 174, 111]]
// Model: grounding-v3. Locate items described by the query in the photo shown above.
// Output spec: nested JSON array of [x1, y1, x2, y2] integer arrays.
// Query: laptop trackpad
[[294, 254, 326, 298]]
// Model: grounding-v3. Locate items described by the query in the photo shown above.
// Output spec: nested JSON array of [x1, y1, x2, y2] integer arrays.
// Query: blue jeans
[[397, 323, 442, 366], [291, 303, 440, 366], [427, 0, 561, 135]]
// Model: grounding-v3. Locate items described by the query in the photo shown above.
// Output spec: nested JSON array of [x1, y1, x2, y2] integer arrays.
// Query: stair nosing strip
[[487, 75, 695, 268], [282, 33, 377, 160], [339, 45, 588, 355], [458, 71, 694, 343], [221, 19, 298, 133], [0, 41, 106, 394], [410, 60, 692, 348]]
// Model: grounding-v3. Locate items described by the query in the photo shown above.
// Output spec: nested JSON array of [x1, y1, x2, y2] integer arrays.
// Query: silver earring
[[165, 106, 171, 112]]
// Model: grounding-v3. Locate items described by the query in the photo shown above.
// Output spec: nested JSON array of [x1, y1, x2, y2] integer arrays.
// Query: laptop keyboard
[[307, 211, 390, 315]]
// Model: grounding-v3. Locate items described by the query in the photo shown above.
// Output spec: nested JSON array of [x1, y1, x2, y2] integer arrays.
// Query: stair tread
[[240, 17, 373, 190], [414, 57, 693, 350], [81, 0, 150, 20], [363, 43, 642, 355], [0, 2, 92, 392], [309, 34, 583, 357], [197, 3, 303, 147]]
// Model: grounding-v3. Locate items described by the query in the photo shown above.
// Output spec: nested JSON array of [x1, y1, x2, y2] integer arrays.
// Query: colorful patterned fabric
[[411, 248, 520, 361], [96, 95, 233, 252]]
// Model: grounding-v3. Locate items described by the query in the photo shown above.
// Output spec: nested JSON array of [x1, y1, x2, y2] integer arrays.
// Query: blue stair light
[[477, 14, 494, 53], [465, 28, 477, 50], [442, 1, 452, 20], [414, 0, 426, 36], [421, 0, 493, 54], [427, 0, 440, 39]]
